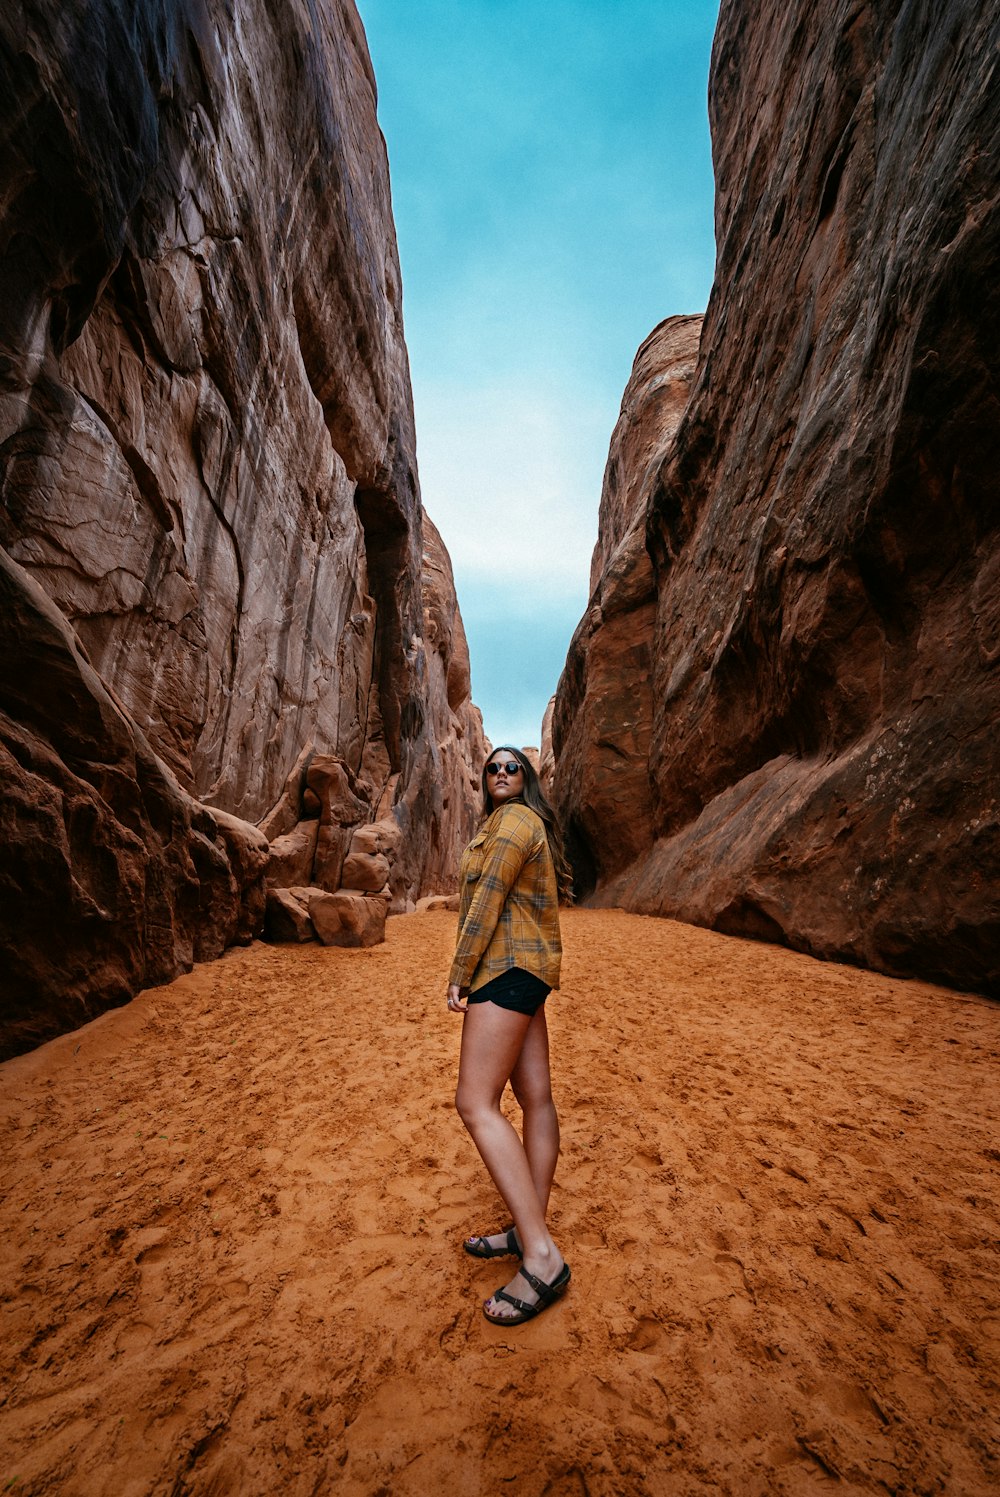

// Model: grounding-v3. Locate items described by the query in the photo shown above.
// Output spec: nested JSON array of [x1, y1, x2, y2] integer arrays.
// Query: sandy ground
[[0, 908, 998, 1496]]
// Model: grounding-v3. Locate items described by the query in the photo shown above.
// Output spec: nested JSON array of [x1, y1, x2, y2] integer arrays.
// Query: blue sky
[[356, 0, 721, 750]]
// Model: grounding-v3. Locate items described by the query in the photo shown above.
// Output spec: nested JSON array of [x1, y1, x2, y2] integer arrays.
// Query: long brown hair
[[480, 746, 573, 900]]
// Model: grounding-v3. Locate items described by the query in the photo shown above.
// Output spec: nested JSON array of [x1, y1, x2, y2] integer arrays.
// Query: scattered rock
[[415, 894, 460, 914], [307, 890, 387, 949], [340, 852, 391, 894], [264, 888, 315, 944], [348, 819, 402, 862], [266, 821, 320, 890], [307, 755, 371, 892]]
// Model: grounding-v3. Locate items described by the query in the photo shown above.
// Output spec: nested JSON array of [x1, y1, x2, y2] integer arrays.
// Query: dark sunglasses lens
[[487, 761, 521, 776]]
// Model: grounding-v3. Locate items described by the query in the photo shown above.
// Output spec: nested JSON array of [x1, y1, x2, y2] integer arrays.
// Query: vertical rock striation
[[552, 316, 702, 892], [415, 513, 488, 892], [552, 0, 1000, 995], [0, 0, 485, 1056]]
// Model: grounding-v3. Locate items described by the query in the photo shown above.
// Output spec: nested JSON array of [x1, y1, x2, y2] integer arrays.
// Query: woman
[[447, 746, 572, 1325]]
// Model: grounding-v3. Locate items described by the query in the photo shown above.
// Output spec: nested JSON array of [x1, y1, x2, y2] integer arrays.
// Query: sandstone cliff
[[552, 316, 702, 891], [552, 0, 1000, 995], [0, 0, 485, 1056]]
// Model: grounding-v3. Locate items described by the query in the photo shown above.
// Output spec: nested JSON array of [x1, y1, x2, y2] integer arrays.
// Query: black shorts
[[467, 967, 551, 1017]]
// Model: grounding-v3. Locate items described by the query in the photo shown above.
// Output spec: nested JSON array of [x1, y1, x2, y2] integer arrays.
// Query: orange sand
[[1, 909, 998, 1496]]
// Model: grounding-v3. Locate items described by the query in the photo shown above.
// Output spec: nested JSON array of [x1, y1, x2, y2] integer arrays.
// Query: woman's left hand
[[446, 983, 468, 1014]]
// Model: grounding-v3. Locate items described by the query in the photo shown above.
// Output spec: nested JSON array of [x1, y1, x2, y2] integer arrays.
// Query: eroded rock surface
[[0, 549, 268, 1057], [552, 317, 702, 891], [307, 888, 386, 949], [0, 0, 484, 1054], [259, 514, 487, 943], [552, 0, 1000, 994], [403, 513, 488, 898]]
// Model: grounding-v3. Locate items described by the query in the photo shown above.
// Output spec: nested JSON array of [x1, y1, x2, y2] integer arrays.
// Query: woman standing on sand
[[446, 746, 572, 1325]]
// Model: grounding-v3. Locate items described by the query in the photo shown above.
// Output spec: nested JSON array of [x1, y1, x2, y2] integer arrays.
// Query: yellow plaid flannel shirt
[[449, 800, 562, 993]]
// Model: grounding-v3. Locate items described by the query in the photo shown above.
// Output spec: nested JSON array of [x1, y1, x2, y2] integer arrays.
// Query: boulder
[[306, 757, 370, 823], [348, 818, 402, 862], [340, 851, 391, 893], [307, 890, 387, 949], [415, 894, 460, 914], [266, 820, 320, 890], [264, 887, 315, 944], [307, 755, 370, 891]]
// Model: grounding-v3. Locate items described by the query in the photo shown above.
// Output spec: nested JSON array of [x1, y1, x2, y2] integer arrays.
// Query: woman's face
[[485, 753, 524, 805]]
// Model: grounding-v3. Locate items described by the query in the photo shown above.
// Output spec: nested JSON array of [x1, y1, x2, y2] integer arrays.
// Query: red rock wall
[[551, 316, 702, 890], [552, 0, 1000, 995], [413, 513, 489, 893], [0, 0, 485, 1055]]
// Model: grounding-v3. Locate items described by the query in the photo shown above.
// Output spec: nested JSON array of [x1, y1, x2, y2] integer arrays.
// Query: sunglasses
[[486, 761, 522, 777]]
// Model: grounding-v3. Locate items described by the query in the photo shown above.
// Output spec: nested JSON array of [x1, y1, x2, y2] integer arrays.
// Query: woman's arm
[[446, 981, 468, 1012], [448, 807, 536, 991]]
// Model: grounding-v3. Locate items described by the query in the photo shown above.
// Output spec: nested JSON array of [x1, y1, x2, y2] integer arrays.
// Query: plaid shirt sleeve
[[448, 802, 561, 991]]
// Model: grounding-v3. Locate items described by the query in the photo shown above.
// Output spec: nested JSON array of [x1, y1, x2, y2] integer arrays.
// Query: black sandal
[[483, 1262, 571, 1324], [463, 1227, 521, 1260]]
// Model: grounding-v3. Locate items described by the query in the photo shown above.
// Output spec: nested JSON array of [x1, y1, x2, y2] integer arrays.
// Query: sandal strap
[[518, 1266, 564, 1306], [493, 1287, 533, 1315], [467, 1228, 520, 1256]]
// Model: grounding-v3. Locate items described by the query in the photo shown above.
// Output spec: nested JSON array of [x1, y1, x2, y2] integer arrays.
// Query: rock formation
[[258, 512, 487, 944], [409, 513, 488, 896], [552, 316, 702, 892], [0, 0, 485, 1056], [0, 548, 269, 1057], [551, 0, 1000, 996], [537, 697, 556, 797]]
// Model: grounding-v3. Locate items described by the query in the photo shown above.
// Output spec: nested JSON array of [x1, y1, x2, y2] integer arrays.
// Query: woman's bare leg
[[510, 1007, 560, 1214], [467, 1008, 559, 1252], [456, 1002, 564, 1318]]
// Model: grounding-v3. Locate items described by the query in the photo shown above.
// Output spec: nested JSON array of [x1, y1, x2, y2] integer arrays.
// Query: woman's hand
[[447, 983, 468, 1014]]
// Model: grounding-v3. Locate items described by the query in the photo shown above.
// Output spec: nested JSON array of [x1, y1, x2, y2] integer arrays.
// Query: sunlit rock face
[[414, 514, 489, 895], [552, 0, 1000, 995], [551, 316, 702, 891], [0, 0, 484, 1055]]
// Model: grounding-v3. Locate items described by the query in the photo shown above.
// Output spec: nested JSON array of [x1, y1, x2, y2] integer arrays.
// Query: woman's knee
[[512, 1078, 554, 1114], [455, 1083, 492, 1129], [514, 1089, 553, 1125]]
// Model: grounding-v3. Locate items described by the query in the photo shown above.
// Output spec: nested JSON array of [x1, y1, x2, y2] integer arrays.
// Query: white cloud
[[415, 375, 611, 597]]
